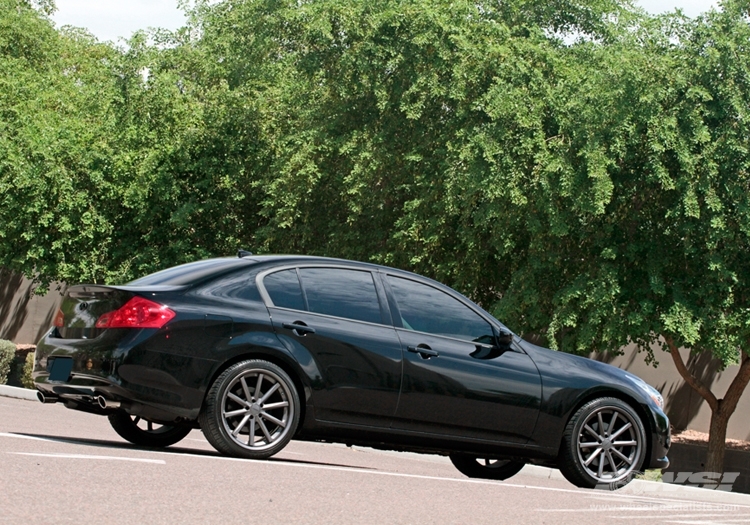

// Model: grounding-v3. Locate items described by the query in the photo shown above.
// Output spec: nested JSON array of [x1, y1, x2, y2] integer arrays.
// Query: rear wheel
[[449, 453, 526, 480], [199, 359, 300, 459], [108, 411, 191, 448], [558, 397, 647, 489]]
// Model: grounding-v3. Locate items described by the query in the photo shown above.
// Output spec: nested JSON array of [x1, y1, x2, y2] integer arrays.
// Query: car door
[[260, 266, 403, 428], [385, 274, 542, 444]]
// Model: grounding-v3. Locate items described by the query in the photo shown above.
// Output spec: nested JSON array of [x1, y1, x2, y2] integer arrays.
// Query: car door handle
[[282, 322, 316, 336], [407, 345, 439, 359]]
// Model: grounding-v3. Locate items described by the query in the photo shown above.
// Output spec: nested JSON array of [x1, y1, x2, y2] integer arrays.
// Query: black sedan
[[33, 253, 669, 489]]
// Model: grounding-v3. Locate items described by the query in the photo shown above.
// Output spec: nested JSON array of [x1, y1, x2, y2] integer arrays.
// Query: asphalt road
[[1, 396, 748, 525]]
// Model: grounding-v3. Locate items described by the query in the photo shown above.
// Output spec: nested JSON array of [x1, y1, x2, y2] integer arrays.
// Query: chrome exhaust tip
[[96, 395, 120, 410], [37, 391, 59, 404]]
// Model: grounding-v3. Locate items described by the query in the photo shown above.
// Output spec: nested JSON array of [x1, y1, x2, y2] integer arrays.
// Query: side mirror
[[496, 329, 513, 348]]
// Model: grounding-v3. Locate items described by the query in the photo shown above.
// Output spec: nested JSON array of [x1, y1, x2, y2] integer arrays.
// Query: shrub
[[21, 351, 35, 389], [0, 339, 16, 385]]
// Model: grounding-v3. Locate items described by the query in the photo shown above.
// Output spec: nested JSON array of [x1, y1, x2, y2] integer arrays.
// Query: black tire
[[449, 453, 526, 480], [199, 359, 300, 459], [558, 397, 647, 490], [108, 411, 192, 448]]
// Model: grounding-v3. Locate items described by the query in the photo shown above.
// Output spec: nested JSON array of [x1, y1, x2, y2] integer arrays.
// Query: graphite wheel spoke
[[224, 407, 250, 418], [584, 447, 603, 467], [597, 412, 606, 437], [255, 373, 264, 401], [227, 392, 251, 408], [610, 422, 633, 440], [232, 414, 252, 437], [262, 401, 289, 410], [584, 424, 603, 441], [606, 451, 618, 476], [257, 417, 273, 442], [609, 411, 619, 435], [611, 447, 633, 464], [260, 411, 285, 428], [240, 377, 252, 403], [248, 417, 256, 445], [597, 452, 606, 478], [258, 382, 281, 404]]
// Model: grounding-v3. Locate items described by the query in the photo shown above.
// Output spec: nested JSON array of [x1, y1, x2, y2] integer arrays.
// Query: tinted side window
[[264, 269, 306, 310], [299, 268, 382, 324], [387, 276, 494, 342]]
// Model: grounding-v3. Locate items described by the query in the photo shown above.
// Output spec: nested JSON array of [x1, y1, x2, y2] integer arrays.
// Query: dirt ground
[[672, 428, 750, 452]]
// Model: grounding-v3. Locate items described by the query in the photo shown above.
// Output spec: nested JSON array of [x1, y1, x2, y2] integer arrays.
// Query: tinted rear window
[[264, 269, 306, 310], [129, 258, 253, 286]]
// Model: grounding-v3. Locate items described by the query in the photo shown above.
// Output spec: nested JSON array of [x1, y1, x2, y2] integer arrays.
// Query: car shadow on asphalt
[[7, 432, 377, 470]]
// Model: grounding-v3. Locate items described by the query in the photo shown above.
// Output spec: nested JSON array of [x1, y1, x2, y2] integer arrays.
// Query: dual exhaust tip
[[96, 396, 121, 410], [36, 391, 120, 410], [36, 391, 58, 404]]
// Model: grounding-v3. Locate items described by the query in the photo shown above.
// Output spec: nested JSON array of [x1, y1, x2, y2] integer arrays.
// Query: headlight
[[628, 375, 663, 408]]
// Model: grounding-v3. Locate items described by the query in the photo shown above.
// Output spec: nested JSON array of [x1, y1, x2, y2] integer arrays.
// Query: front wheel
[[449, 453, 526, 480], [558, 397, 647, 489], [199, 359, 300, 459], [108, 411, 191, 447]]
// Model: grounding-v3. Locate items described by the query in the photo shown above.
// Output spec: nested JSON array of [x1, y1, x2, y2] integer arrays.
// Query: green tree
[[493, 2, 750, 476], [0, 0, 122, 290]]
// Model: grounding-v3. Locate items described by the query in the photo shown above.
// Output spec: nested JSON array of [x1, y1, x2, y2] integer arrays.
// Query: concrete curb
[[522, 464, 750, 504], [618, 477, 750, 505], [0, 384, 37, 401]]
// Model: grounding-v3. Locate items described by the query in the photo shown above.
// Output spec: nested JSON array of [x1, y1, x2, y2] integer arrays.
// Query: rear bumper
[[34, 328, 213, 423]]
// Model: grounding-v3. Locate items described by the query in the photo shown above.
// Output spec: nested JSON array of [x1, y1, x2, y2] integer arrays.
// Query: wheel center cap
[[601, 439, 612, 451], [249, 404, 261, 416]]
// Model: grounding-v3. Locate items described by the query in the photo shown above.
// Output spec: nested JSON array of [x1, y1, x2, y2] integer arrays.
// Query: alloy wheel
[[220, 368, 294, 452], [576, 406, 643, 483]]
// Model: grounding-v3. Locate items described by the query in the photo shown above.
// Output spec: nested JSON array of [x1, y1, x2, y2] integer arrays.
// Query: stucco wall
[[0, 269, 65, 345]]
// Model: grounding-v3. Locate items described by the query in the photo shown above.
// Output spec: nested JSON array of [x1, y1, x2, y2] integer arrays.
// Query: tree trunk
[[666, 338, 750, 488], [705, 405, 729, 483]]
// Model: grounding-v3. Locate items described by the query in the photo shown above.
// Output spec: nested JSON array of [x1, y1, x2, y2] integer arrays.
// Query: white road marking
[[667, 520, 750, 524], [538, 509, 737, 514], [614, 510, 750, 523], [7, 452, 165, 464], [0, 432, 56, 442], [618, 516, 746, 520], [0, 431, 748, 510]]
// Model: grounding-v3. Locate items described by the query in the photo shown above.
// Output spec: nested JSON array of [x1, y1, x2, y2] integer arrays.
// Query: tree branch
[[665, 336, 719, 412], [720, 349, 750, 417]]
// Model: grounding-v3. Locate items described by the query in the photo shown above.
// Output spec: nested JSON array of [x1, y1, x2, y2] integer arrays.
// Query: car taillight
[[53, 308, 65, 328], [95, 297, 176, 329]]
